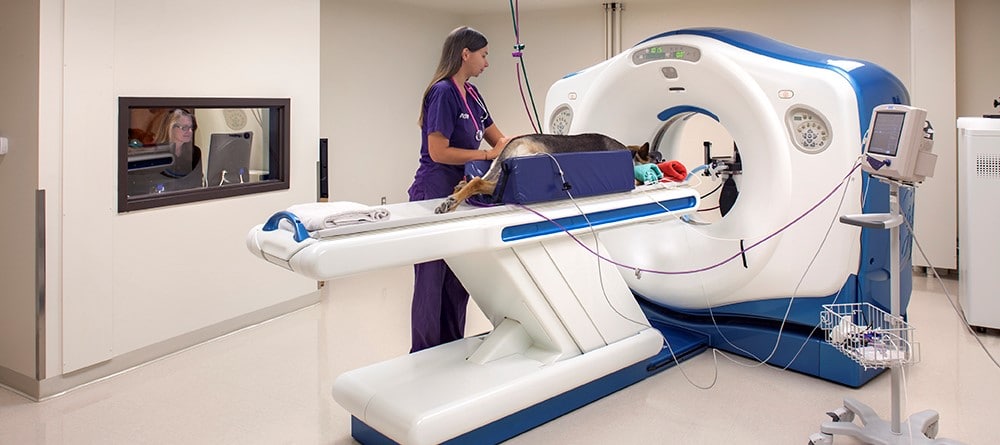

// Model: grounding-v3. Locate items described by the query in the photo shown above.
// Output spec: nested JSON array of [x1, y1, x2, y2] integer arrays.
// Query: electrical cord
[[537, 153, 722, 389], [903, 212, 1000, 369], [900, 360, 916, 444], [653, 162, 863, 275], [534, 153, 650, 333], [517, 151, 952, 391], [515, 63, 538, 134], [642, 156, 863, 369], [523, 154, 868, 384], [712, 164, 856, 369], [508, 0, 543, 132], [701, 182, 723, 199], [662, 335, 722, 390]]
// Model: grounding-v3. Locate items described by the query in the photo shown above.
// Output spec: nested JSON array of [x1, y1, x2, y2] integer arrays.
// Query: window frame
[[117, 97, 291, 212]]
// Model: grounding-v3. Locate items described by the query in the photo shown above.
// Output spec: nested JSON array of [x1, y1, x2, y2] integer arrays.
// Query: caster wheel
[[808, 432, 833, 445], [923, 420, 939, 438], [827, 407, 854, 423]]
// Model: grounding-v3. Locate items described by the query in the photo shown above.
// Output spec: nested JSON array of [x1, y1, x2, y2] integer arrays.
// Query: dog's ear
[[629, 142, 651, 163]]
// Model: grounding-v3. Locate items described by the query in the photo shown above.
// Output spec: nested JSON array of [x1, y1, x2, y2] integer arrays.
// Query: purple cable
[[516, 162, 863, 275], [466, 194, 503, 208]]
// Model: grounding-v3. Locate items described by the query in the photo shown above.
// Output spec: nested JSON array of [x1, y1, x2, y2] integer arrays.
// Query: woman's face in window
[[171, 115, 195, 144]]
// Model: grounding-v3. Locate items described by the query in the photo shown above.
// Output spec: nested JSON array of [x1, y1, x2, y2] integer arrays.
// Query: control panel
[[632, 44, 701, 65], [786, 107, 832, 154], [549, 105, 574, 135]]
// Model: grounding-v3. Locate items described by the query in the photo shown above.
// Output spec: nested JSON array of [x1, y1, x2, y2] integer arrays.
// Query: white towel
[[282, 202, 390, 231]]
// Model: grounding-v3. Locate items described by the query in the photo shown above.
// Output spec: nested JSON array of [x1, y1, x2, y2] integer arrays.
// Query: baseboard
[[0, 365, 38, 400], [0, 291, 321, 401]]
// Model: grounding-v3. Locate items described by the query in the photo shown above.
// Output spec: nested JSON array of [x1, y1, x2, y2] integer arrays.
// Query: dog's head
[[628, 142, 653, 165]]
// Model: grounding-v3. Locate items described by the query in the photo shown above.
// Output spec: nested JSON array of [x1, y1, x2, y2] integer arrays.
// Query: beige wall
[[911, 0, 958, 269], [469, 0, 916, 186], [3, 0, 986, 394], [468, 6, 608, 139], [956, 0, 1000, 117], [321, 1, 461, 205], [343, 1, 915, 202], [0, 1, 41, 380], [332, 0, 969, 269], [471, 0, 912, 135], [37, 0, 321, 377]]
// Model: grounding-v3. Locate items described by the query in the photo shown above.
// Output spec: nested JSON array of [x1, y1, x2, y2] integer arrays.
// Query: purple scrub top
[[408, 79, 494, 200]]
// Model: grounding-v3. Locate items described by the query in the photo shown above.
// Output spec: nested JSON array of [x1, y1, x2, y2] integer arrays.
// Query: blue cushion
[[491, 150, 635, 204]]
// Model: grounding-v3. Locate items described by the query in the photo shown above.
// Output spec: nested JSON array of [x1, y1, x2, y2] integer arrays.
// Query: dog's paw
[[435, 197, 457, 214]]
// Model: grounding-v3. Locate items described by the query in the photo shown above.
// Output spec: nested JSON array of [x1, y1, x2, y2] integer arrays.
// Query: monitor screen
[[867, 111, 906, 156], [206, 132, 253, 186], [861, 104, 936, 183]]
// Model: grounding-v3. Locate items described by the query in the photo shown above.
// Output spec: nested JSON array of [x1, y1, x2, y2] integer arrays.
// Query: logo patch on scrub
[[459, 112, 470, 120]]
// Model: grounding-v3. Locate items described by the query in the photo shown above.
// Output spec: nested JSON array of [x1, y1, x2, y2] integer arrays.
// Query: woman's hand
[[486, 136, 509, 160]]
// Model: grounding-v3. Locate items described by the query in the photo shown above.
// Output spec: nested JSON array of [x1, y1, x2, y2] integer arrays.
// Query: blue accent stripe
[[500, 196, 697, 242], [658, 105, 720, 122], [561, 70, 582, 79]]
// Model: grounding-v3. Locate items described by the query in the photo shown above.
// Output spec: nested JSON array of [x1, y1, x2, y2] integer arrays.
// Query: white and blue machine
[[546, 27, 913, 388], [247, 28, 916, 445]]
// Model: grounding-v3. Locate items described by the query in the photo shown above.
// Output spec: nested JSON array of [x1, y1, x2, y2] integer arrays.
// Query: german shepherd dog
[[434, 133, 650, 213]]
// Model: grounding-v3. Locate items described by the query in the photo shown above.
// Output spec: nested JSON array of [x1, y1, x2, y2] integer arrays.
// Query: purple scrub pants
[[411, 259, 469, 353], [407, 144, 473, 353]]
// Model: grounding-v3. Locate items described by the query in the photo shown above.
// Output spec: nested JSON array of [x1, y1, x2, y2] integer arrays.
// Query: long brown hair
[[418, 26, 488, 127], [152, 108, 198, 144]]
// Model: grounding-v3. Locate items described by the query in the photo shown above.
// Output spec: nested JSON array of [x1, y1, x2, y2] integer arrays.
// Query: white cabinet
[[958, 117, 1000, 329]]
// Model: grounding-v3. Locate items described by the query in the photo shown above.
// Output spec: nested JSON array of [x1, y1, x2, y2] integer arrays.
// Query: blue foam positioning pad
[[494, 150, 635, 205], [349, 356, 668, 445], [464, 159, 492, 179]]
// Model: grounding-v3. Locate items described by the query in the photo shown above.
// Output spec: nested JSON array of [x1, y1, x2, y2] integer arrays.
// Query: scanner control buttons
[[550, 105, 574, 135], [787, 107, 832, 154]]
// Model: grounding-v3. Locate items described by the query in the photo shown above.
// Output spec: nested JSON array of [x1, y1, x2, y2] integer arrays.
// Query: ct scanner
[[545, 28, 913, 387], [246, 28, 915, 444]]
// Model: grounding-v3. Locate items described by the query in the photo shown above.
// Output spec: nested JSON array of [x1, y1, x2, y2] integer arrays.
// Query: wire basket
[[820, 303, 919, 369]]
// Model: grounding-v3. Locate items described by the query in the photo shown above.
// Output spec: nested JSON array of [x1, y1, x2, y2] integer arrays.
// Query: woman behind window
[[152, 108, 204, 183]]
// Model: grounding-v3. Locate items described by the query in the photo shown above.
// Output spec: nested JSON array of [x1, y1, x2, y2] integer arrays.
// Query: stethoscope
[[454, 79, 490, 142]]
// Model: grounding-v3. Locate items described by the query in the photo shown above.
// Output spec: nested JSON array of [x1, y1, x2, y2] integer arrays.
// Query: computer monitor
[[861, 104, 937, 183], [206, 132, 253, 186]]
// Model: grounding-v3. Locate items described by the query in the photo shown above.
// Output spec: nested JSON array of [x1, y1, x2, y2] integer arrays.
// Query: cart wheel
[[808, 432, 833, 445], [826, 407, 854, 423], [923, 420, 939, 438]]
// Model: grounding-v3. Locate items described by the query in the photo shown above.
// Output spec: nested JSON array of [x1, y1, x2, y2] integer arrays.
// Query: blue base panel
[[638, 299, 884, 388]]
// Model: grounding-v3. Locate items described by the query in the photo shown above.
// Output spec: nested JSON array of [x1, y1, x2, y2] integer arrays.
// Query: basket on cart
[[820, 303, 919, 370]]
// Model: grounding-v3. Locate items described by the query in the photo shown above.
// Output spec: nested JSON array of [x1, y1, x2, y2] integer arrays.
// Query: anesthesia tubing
[[519, 155, 863, 373]]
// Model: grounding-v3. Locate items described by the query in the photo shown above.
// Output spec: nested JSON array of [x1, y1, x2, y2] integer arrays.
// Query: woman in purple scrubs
[[407, 26, 509, 353]]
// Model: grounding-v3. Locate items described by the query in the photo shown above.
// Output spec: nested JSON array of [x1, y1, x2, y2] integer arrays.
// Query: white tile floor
[[1, 268, 998, 444]]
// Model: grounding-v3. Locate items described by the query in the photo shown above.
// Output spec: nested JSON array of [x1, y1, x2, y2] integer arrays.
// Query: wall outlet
[[0, 137, 8, 155]]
